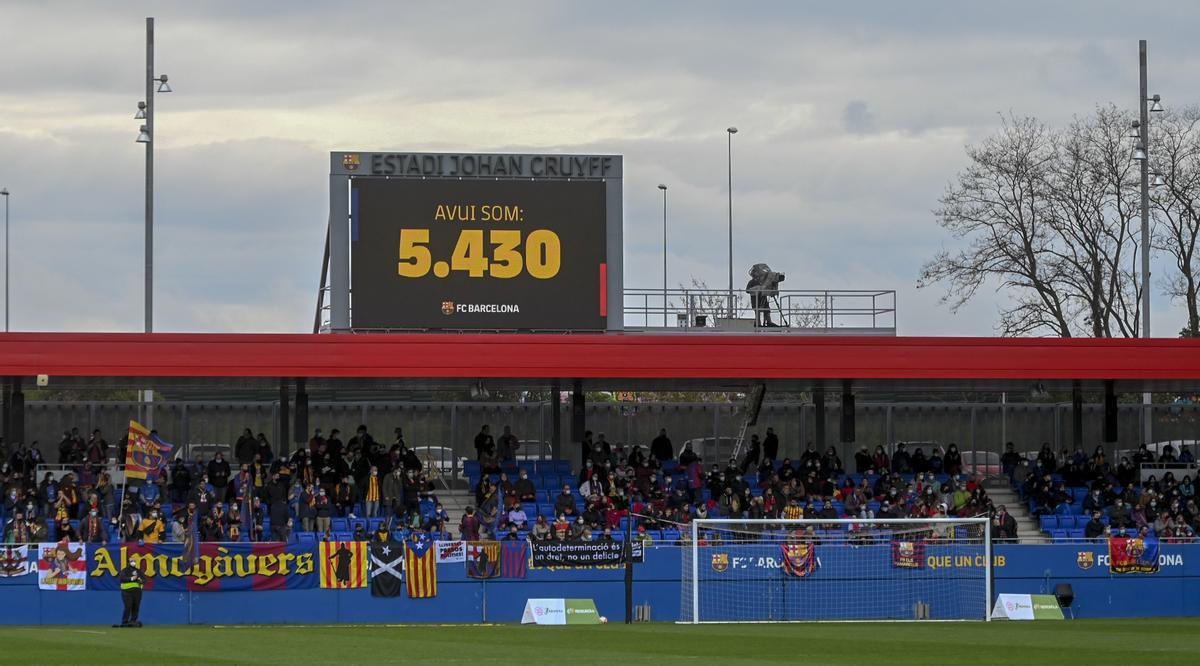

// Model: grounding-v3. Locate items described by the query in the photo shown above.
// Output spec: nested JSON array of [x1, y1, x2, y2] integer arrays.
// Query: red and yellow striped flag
[[405, 539, 438, 598], [319, 541, 368, 589]]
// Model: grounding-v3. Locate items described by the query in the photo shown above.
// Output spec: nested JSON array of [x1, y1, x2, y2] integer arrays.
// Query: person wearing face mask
[[139, 509, 165, 543], [314, 487, 333, 534], [363, 466, 381, 518], [513, 470, 536, 502], [207, 453, 231, 501], [81, 507, 108, 544]]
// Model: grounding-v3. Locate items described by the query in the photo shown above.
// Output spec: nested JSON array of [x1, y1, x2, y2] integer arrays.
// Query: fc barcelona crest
[[710, 552, 729, 573], [1076, 551, 1095, 570], [441, 301, 455, 315], [342, 153, 361, 171]]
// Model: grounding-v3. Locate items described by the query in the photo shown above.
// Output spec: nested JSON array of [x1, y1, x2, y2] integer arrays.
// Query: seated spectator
[[552, 514, 570, 540], [507, 504, 528, 530], [553, 486, 576, 518], [1084, 511, 1106, 539], [568, 516, 588, 540], [598, 526, 615, 541], [634, 525, 653, 544], [513, 470, 536, 502], [531, 515, 551, 541], [1082, 488, 1107, 514], [1108, 499, 1132, 529], [371, 522, 392, 543]]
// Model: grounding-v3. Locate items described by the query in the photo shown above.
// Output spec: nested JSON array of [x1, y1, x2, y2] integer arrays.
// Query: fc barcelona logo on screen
[[1076, 551, 1094, 570], [441, 301, 455, 315], [342, 153, 360, 171], [710, 552, 729, 574]]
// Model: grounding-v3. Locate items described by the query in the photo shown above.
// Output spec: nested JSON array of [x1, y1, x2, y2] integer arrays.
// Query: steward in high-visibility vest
[[117, 563, 144, 627]]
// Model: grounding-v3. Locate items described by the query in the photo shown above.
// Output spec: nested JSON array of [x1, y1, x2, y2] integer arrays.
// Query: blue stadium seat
[[663, 529, 680, 543], [1069, 529, 1085, 539], [1050, 529, 1068, 541], [1039, 515, 1058, 531], [554, 460, 571, 474], [331, 518, 348, 532]]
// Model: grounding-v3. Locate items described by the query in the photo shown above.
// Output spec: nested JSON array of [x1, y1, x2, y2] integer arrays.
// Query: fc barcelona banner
[[89, 543, 317, 591], [781, 543, 817, 577], [890, 541, 926, 569], [124, 420, 173, 481], [530, 540, 644, 569], [1109, 534, 1160, 574]]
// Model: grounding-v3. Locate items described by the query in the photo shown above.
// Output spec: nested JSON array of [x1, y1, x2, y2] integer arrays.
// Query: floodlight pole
[[659, 184, 668, 327], [145, 16, 155, 334], [2, 188, 8, 332], [726, 128, 736, 318], [1138, 39, 1152, 446]]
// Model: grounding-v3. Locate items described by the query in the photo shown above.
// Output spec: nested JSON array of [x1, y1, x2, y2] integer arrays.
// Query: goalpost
[[681, 517, 992, 623]]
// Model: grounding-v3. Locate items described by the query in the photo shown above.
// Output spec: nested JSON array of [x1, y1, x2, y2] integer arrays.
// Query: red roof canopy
[[1, 333, 1198, 393]]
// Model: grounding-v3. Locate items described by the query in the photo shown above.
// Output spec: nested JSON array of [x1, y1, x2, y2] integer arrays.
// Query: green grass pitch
[[2, 620, 1197, 664]]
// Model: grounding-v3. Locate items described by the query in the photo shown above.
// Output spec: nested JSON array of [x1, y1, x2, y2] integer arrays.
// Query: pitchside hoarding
[[330, 152, 623, 332]]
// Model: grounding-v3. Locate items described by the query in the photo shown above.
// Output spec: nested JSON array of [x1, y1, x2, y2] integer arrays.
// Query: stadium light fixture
[[1149, 94, 1163, 113], [136, 125, 151, 143], [726, 127, 738, 318], [135, 101, 146, 120], [156, 74, 172, 93], [1152, 172, 1166, 187], [1132, 144, 1147, 161]]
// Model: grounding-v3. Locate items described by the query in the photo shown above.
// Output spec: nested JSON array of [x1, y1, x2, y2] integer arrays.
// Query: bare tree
[[1152, 107, 1200, 337], [919, 111, 1144, 337]]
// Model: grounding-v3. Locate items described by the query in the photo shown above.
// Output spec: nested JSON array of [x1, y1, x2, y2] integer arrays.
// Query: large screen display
[[350, 178, 607, 330]]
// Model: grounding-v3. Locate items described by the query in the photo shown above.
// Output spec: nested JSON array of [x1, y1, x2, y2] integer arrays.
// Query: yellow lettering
[[91, 548, 117, 577], [995, 555, 1006, 567], [277, 552, 294, 576], [295, 553, 314, 575], [434, 205, 447, 221], [193, 556, 214, 587], [258, 553, 278, 577], [236, 553, 254, 577], [213, 547, 234, 578]]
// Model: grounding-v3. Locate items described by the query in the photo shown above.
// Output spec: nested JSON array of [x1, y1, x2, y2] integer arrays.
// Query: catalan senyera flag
[[124, 420, 174, 481], [319, 541, 368, 589], [405, 539, 438, 598]]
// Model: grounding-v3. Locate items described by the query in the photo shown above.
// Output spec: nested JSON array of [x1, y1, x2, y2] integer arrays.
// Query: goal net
[[680, 517, 991, 622]]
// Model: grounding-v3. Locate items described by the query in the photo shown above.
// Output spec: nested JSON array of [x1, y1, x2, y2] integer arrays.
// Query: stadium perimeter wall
[[0, 543, 1195, 624]]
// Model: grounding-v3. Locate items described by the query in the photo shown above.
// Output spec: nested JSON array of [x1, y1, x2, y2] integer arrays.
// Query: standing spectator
[[854, 446, 872, 474], [207, 453, 232, 502], [363, 466, 382, 518], [650, 429, 673, 463], [382, 467, 405, 518], [299, 484, 318, 532], [992, 505, 1017, 541], [460, 506, 481, 541], [314, 488, 333, 535], [474, 425, 496, 462], [80, 508, 108, 544], [762, 427, 780, 462], [140, 509, 166, 543], [741, 435, 761, 473], [235, 428, 257, 465], [497, 426, 519, 462], [308, 428, 326, 454]]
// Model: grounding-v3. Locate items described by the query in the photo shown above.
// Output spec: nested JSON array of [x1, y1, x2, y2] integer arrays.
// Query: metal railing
[[622, 288, 896, 334]]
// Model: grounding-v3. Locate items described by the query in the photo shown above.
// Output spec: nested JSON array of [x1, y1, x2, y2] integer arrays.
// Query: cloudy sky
[[2, 1, 1198, 335]]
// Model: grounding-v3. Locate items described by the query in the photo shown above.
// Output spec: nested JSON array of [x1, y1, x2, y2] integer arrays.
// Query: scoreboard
[[328, 152, 622, 332]]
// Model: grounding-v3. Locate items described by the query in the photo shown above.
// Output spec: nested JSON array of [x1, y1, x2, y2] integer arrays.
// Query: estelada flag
[[405, 539, 438, 598], [781, 543, 817, 578], [124, 420, 173, 481], [501, 540, 528, 579], [1109, 534, 1160, 574], [890, 540, 926, 569], [369, 541, 405, 598], [319, 541, 368, 588], [467, 541, 500, 579]]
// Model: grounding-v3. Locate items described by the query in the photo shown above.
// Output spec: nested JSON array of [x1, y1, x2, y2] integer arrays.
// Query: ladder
[[730, 417, 751, 462]]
